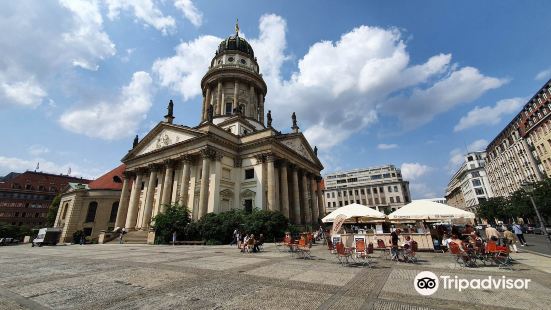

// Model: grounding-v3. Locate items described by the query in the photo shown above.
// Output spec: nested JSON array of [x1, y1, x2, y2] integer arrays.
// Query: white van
[[32, 228, 61, 247]]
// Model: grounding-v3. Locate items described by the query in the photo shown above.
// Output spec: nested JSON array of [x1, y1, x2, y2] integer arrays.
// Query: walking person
[[390, 229, 401, 261], [504, 226, 518, 253], [172, 231, 177, 246], [119, 228, 125, 244], [230, 228, 238, 246], [512, 223, 527, 246]]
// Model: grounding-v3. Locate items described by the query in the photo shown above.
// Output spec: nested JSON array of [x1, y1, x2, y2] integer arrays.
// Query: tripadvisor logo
[[414, 271, 531, 296]]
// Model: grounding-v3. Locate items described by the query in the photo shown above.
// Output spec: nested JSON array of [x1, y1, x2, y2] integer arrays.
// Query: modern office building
[[0, 171, 90, 227], [445, 151, 493, 211], [323, 165, 411, 214]]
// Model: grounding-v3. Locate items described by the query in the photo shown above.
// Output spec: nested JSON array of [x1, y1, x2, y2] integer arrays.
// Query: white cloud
[[400, 162, 432, 181], [377, 143, 398, 150], [1, 77, 47, 108], [174, 0, 202, 27], [447, 139, 488, 172], [454, 97, 524, 132], [153, 15, 504, 150], [152, 35, 221, 101], [59, 71, 153, 139], [60, 0, 116, 69], [105, 0, 176, 35], [28, 145, 50, 157], [409, 183, 437, 199], [0, 155, 103, 179], [535, 68, 551, 81], [468, 139, 488, 152], [0, 1, 116, 108], [382, 67, 506, 129]]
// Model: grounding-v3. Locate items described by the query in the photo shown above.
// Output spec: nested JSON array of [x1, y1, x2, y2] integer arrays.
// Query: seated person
[[403, 236, 415, 257], [253, 234, 265, 252], [450, 234, 472, 264], [441, 234, 452, 251]]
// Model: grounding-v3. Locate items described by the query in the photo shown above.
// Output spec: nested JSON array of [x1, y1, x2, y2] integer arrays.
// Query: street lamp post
[[521, 182, 551, 245]]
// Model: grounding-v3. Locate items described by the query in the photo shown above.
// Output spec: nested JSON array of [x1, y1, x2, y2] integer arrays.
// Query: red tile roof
[[88, 164, 126, 190]]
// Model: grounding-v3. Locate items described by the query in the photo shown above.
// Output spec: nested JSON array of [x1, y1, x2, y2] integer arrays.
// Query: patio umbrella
[[321, 203, 387, 223], [388, 200, 475, 221]]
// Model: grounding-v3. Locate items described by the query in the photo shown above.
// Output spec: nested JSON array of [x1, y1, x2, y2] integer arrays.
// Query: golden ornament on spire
[[235, 18, 239, 35]]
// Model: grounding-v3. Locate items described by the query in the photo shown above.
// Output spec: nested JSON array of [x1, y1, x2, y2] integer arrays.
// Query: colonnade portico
[[116, 149, 325, 230]]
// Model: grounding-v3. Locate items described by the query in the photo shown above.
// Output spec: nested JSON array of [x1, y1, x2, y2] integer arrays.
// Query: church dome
[[217, 34, 254, 58]]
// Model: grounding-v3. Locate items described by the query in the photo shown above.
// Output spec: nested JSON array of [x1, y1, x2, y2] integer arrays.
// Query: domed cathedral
[[113, 24, 324, 234]]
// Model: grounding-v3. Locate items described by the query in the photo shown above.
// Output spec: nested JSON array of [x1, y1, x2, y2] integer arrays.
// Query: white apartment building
[[323, 165, 411, 214], [445, 151, 494, 211]]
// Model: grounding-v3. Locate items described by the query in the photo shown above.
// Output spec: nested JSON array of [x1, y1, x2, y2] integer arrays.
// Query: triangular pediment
[[277, 134, 320, 166], [124, 123, 202, 159]]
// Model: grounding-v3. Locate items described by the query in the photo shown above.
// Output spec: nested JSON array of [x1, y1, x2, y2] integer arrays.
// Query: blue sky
[[1, 0, 550, 199]]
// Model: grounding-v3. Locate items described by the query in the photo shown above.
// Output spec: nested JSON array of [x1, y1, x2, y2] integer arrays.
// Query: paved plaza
[[1, 243, 550, 310]]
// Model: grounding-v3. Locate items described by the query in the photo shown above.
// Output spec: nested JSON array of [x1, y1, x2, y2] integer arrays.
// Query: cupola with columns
[[199, 20, 267, 126]]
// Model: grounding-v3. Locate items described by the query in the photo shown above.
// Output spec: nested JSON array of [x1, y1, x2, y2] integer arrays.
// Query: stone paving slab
[[1, 243, 550, 309]]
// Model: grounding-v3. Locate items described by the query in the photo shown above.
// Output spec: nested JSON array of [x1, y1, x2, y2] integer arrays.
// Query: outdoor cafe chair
[[297, 238, 312, 259], [355, 239, 374, 268], [449, 242, 474, 268], [403, 241, 418, 263], [485, 240, 513, 269], [327, 238, 337, 254], [335, 242, 352, 266], [376, 239, 391, 259]]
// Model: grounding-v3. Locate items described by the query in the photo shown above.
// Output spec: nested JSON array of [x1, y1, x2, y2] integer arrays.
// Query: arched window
[[85, 202, 98, 223], [61, 203, 69, 219], [109, 202, 119, 223]]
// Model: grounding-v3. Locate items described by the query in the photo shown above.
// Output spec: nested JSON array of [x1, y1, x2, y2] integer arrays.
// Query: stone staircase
[[109, 230, 148, 244]]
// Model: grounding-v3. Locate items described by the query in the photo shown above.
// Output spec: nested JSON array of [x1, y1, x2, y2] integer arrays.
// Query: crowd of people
[[230, 229, 264, 253]]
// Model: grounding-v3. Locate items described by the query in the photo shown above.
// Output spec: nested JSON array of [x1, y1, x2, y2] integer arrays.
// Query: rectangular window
[[244, 169, 254, 180], [374, 198, 380, 204], [381, 197, 386, 204], [327, 202, 331, 208], [344, 201, 348, 205], [332, 192, 335, 198], [472, 179, 482, 187], [348, 190, 353, 195], [332, 202, 336, 207], [360, 189, 365, 194], [339, 201, 343, 207], [387, 186, 392, 192], [379, 187, 384, 193], [373, 188, 378, 194], [366, 188, 371, 194], [354, 190, 359, 195], [390, 197, 394, 203], [396, 196, 401, 203], [225, 103, 232, 115], [475, 188, 485, 195], [368, 198, 373, 205], [393, 185, 398, 192], [362, 199, 366, 205], [326, 193, 331, 198]]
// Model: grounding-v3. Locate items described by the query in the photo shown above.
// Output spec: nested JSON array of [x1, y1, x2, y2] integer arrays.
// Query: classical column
[[257, 93, 264, 124], [141, 165, 159, 229], [233, 81, 239, 111], [160, 160, 175, 211], [310, 176, 319, 224], [114, 171, 133, 228], [201, 90, 206, 122], [279, 161, 290, 219], [125, 169, 144, 230], [178, 155, 192, 207], [203, 87, 211, 121], [274, 162, 280, 211], [216, 81, 222, 115], [207, 153, 223, 213], [301, 172, 311, 224], [198, 149, 212, 219], [249, 85, 255, 118], [291, 165, 301, 224], [266, 154, 276, 211], [316, 176, 324, 219]]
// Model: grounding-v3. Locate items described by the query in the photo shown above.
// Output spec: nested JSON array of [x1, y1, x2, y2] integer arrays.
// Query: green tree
[[198, 209, 245, 244], [152, 204, 191, 243], [476, 197, 509, 224], [46, 194, 62, 227]]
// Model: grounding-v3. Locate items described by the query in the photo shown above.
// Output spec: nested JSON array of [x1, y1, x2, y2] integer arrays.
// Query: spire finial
[[235, 18, 239, 36]]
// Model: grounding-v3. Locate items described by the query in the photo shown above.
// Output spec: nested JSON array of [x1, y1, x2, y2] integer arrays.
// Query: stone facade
[[323, 165, 410, 214], [485, 81, 550, 197], [445, 151, 493, 211], [114, 31, 324, 230], [54, 165, 125, 242]]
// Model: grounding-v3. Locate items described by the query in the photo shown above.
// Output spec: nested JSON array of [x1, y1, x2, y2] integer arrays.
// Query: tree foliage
[[152, 204, 192, 243], [150, 205, 290, 244], [46, 194, 62, 227], [0, 223, 32, 239], [477, 178, 551, 224]]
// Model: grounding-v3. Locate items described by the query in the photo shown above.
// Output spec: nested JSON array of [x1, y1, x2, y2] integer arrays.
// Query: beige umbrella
[[388, 200, 475, 221], [322, 203, 387, 223]]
